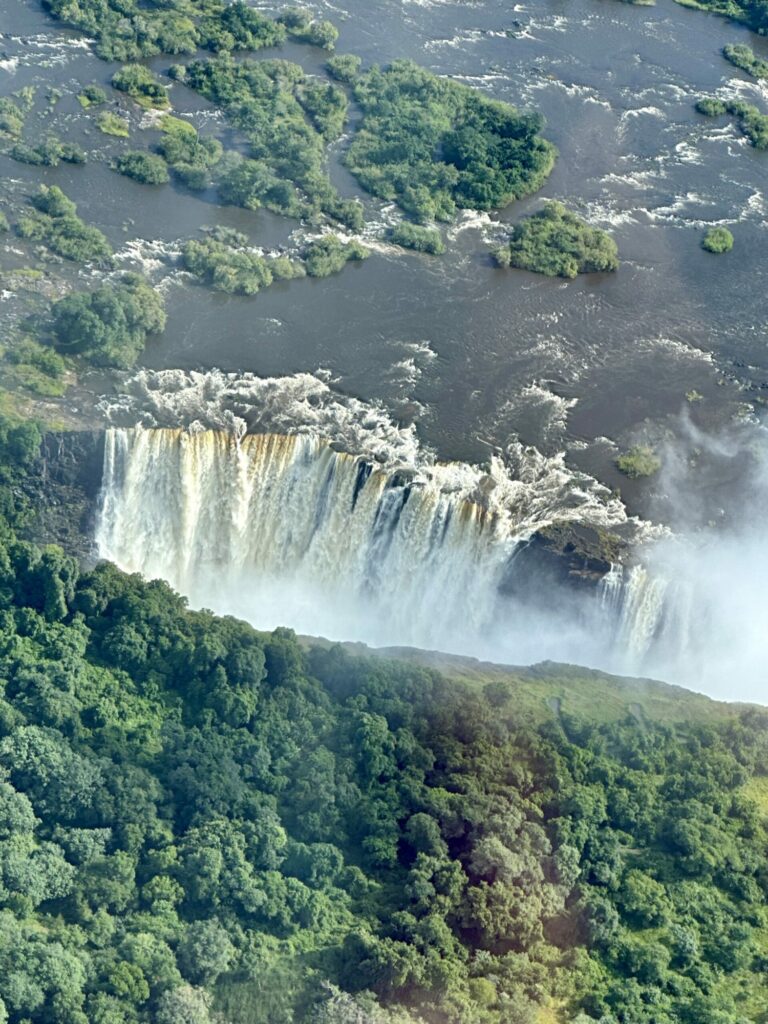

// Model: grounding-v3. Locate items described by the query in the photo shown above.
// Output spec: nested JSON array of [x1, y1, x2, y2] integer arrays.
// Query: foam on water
[[621, 105, 666, 121], [111, 238, 183, 281], [97, 368, 635, 538]]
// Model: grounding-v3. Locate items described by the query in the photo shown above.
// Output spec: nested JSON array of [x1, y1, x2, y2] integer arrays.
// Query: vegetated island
[[675, 0, 768, 35], [493, 201, 619, 278], [111, 64, 170, 109], [722, 42, 768, 78], [702, 226, 735, 252], [695, 95, 768, 148], [0, 432, 765, 1024], [344, 59, 556, 223], [15, 186, 112, 264], [388, 223, 446, 255], [41, 0, 337, 61], [181, 227, 368, 295], [615, 444, 662, 478]]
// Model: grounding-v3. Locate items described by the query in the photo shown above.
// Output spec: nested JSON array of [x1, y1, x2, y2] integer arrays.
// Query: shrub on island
[[278, 7, 339, 49], [97, 110, 130, 136], [695, 96, 768, 148], [723, 43, 768, 79], [10, 137, 86, 167], [702, 226, 734, 253], [114, 151, 171, 184], [616, 445, 661, 478], [182, 230, 305, 295], [111, 63, 169, 109], [16, 186, 111, 263], [155, 116, 223, 191], [77, 83, 107, 107], [303, 234, 369, 277], [326, 54, 362, 83], [389, 222, 445, 255], [696, 96, 727, 116], [494, 201, 618, 278]]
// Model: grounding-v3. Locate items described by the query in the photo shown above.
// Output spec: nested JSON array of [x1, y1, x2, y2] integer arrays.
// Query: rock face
[[23, 431, 105, 562], [500, 522, 623, 596]]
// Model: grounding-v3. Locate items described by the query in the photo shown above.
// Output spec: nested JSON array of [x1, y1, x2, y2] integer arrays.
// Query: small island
[[702, 226, 734, 253], [389, 223, 446, 255], [493, 201, 619, 278], [723, 43, 768, 80], [616, 445, 662, 478]]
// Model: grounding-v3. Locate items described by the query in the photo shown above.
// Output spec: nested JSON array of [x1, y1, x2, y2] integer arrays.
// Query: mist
[[617, 419, 768, 704], [482, 418, 768, 705]]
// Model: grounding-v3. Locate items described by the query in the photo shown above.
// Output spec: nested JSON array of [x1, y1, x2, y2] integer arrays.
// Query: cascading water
[[95, 370, 670, 670], [599, 564, 668, 662], [97, 428, 525, 653]]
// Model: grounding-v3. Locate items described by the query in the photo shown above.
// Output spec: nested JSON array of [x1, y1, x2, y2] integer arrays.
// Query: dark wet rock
[[20, 430, 105, 562], [500, 521, 625, 595]]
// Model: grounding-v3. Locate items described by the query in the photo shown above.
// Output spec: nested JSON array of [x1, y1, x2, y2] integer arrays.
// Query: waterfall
[[599, 563, 668, 665], [94, 370, 666, 668], [97, 427, 528, 654]]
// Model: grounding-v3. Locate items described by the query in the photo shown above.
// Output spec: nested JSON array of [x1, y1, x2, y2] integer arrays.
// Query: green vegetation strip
[[673, 0, 768, 35], [696, 96, 768, 149], [723, 43, 768, 80], [182, 228, 368, 294]]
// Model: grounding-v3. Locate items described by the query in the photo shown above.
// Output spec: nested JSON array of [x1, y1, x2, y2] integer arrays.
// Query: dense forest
[[1, 3, 766, 1017], [0, 433, 766, 1024]]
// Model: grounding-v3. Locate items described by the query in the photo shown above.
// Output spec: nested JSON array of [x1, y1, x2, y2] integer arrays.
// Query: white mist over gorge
[[95, 372, 768, 704]]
